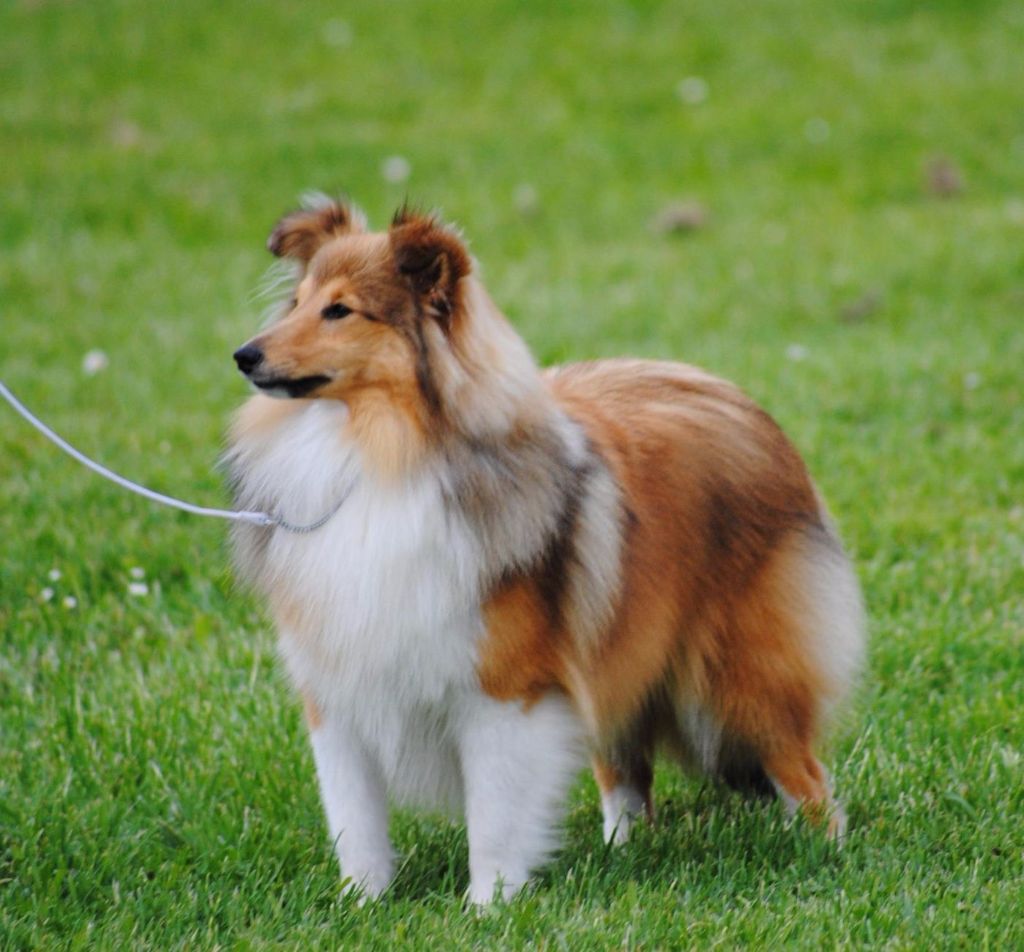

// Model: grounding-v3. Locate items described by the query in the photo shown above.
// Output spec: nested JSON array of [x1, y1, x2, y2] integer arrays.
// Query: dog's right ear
[[389, 207, 471, 327], [266, 198, 363, 262]]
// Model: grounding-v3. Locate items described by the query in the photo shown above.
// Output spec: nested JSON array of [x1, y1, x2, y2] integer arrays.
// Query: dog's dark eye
[[321, 302, 353, 320]]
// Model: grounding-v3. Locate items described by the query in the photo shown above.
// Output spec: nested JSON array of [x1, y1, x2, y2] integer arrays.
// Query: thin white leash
[[0, 379, 350, 534]]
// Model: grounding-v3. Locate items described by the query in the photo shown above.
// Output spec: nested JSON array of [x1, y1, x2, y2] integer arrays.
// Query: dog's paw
[[465, 873, 528, 908], [339, 860, 394, 905]]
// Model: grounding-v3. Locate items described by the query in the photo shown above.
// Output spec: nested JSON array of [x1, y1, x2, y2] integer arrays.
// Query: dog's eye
[[321, 302, 353, 320]]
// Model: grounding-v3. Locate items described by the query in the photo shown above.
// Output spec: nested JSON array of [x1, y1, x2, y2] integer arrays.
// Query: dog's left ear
[[389, 209, 471, 324], [267, 198, 363, 263]]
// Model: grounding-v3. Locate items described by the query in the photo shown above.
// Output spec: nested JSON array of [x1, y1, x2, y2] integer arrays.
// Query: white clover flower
[[128, 582, 149, 597], [322, 19, 353, 48], [130, 566, 146, 580], [40, 587, 55, 603], [381, 155, 411, 184], [82, 349, 109, 375], [109, 119, 142, 150], [48, 568, 62, 582], [513, 183, 539, 215], [676, 76, 708, 105], [1005, 198, 1024, 225], [63, 596, 78, 609], [733, 260, 755, 281], [804, 117, 831, 144]]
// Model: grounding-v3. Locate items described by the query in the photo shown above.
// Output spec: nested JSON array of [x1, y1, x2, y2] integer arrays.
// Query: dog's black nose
[[233, 344, 264, 375]]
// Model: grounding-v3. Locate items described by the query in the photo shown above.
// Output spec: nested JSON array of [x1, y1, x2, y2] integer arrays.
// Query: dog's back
[[544, 359, 864, 839]]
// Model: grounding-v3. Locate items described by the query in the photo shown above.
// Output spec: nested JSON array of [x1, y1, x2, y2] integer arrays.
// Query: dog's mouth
[[250, 374, 332, 399]]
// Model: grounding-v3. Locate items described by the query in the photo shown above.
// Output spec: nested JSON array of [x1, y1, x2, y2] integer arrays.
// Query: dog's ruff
[[226, 199, 865, 903]]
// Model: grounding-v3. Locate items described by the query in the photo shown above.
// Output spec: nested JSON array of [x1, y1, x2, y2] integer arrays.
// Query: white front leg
[[308, 713, 395, 899], [456, 693, 585, 904]]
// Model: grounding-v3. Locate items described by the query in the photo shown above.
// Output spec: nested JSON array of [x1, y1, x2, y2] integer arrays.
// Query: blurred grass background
[[2, 0, 1023, 947]]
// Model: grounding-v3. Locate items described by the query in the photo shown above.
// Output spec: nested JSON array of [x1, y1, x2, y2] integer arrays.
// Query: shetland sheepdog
[[226, 198, 865, 904]]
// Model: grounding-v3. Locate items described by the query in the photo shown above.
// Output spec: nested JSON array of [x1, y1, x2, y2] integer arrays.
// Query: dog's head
[[233, 199, 471, 408]]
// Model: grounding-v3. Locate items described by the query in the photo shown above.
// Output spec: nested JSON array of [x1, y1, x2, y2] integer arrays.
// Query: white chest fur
[[229, 401, 487, 808]]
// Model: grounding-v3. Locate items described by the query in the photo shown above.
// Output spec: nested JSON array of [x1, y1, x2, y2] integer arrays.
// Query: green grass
[[2, 0, 1023, 947]]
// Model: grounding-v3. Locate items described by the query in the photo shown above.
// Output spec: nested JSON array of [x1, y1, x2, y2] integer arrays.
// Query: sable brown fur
[[469, 360, 859, 828], [230, 199, 865, 850]]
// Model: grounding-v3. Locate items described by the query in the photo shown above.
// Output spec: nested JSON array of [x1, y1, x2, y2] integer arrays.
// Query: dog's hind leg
[[713, 692, 846, 838], [591, 742, 654, 845], [717, 737, 777, 800], [761, 744, 846, 839], [705, 527, 863, 840]]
